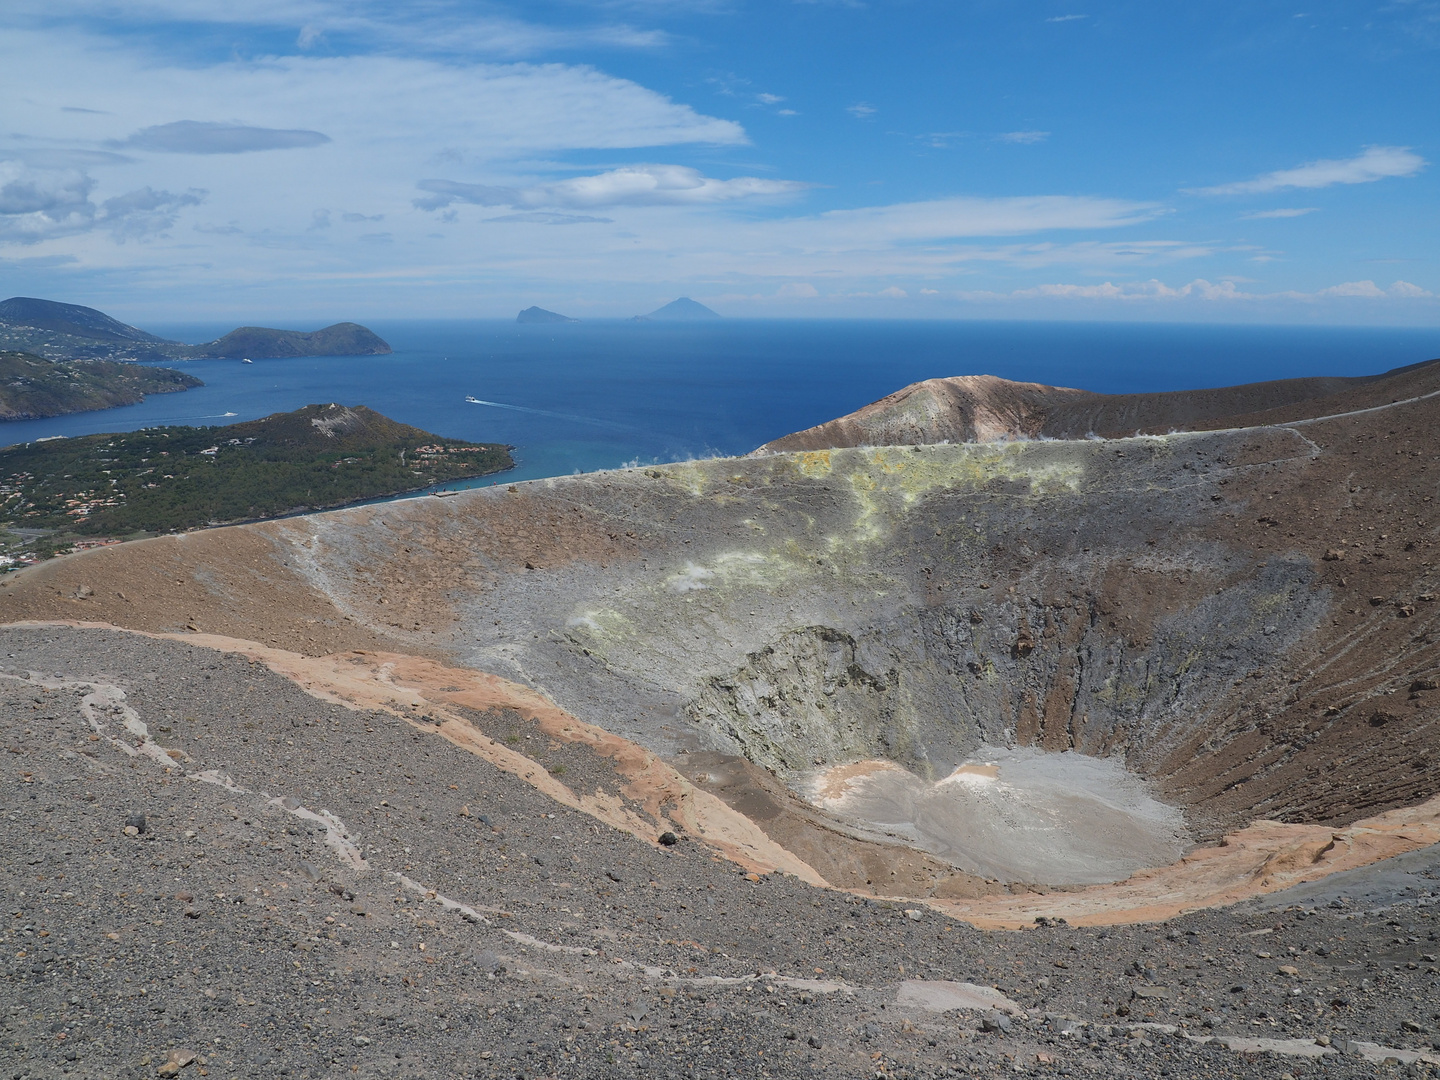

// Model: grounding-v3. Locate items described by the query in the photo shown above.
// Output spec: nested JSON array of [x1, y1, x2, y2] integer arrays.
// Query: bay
[[2, 319, 1436, 487]]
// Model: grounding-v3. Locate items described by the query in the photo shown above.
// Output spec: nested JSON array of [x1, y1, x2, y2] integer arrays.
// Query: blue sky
[[1, 0, 1437, 324]]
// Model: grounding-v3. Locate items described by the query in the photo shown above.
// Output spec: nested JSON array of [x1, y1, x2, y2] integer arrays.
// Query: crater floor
[[808, 748, 1189, 885]]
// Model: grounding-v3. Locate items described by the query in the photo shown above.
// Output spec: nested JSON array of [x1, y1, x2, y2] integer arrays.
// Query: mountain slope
[[756, 357, 1440, 452], [0, 350, 201, 421], [516, 306, 579, 324], [0, 403, 510, 558], [187, 323, 392, 358], [0, 296, 175, 345], [0, 296, 392, 361], [639, 297, 721, 320]]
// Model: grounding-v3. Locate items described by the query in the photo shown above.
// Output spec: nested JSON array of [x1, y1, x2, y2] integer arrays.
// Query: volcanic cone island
[[4, 359, 1440, 1079]]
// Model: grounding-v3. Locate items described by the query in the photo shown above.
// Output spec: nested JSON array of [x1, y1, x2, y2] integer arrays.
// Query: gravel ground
[[3, 625, 1440, 1079]]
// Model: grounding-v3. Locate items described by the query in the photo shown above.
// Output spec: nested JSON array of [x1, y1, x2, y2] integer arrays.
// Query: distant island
[[191, 322, 391, 359], [0, 350, 202, 421], [0, 404, 512, 566], [0, 297, 392, 361], [517, 306, 579, 324], [634, 297, 721, 321]]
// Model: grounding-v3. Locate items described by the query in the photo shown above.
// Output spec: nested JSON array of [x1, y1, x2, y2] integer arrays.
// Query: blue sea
[[4, 320, 1437, 486]]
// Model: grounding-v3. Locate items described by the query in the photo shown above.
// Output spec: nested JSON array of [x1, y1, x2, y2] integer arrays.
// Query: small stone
[[904, 909, 923, 921], [123, 825, 140, 837], [156, 1064, 180, 1078], [166, 1049, 197, 1067], [808, 1035, 822, 1049], [1278, 965, 1300, 977], [1323, 549, 1345, 561], [353, 1036, 371, 1046], [299, 861, 322, 883], [658, 831, 679, 846], [125, 813, 147, 834], [605, 869, 624, 883], [1132, 986, 1171, 1000]]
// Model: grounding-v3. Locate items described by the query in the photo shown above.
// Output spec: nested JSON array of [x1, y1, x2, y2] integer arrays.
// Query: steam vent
[[6, 359, 1440, 1076]]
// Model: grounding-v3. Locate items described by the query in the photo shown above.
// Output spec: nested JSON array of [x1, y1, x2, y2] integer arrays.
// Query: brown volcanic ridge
[[5, 355, 1440, 932]]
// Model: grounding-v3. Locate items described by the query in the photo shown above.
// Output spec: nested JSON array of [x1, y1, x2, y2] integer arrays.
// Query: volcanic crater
[[6, 357, 1440, 924]]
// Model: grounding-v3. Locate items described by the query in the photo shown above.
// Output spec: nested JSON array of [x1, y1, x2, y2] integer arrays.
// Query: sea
[[4, 319, 1437, 488]]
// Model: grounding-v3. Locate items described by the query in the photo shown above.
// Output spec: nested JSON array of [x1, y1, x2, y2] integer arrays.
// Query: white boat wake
[[465, 396, 628, 429]]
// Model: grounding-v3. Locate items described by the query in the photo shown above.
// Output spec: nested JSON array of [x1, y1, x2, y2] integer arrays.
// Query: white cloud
[[1192, 146, 1425, 196], [1240, 207, 1318, 219], [756, 93, 784, 105], [1317, 279, 1387, 297], [805, 195, 1163, 242], [877, 285, 907, 298], [10, 0, 671, 59], [0, 161, 203, 242], [1389, 280, 1433, 298], [997, 131, 1049, 144], [775, 282, 818, 298], [119, 120, 332, 154], [416, 165, 809, 211], [847, 103, 877, 119], [0, 148, 131, 168], [1046, 14, 1088, 22], [0, 27, 751, 257], [956, 277, 1436, 303], [484, 211, 613, 224], [0, 33, 747, 162], [100, 185, 205, 240]]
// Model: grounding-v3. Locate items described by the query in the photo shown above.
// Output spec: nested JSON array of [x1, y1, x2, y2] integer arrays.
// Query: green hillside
[[0, 297, 392, 361], [0, 351, 201, 420], [0, 404, 511, 564]]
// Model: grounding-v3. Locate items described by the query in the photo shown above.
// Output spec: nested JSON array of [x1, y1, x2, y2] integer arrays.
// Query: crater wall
[[4, 389, 1438, 883]]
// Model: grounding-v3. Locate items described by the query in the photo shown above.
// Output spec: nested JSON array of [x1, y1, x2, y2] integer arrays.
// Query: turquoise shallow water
[[3, 319, 1436, 485]]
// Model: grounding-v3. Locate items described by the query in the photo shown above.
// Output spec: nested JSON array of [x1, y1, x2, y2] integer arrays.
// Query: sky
[[1, 0, 1438, 324]]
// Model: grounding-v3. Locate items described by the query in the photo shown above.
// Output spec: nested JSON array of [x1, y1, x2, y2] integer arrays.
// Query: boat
[[465, 395, 480, 403], [241, 358, 253, 364], [432, 490, 461, 498]]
